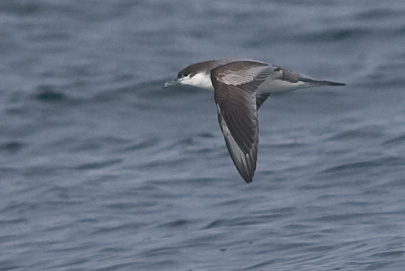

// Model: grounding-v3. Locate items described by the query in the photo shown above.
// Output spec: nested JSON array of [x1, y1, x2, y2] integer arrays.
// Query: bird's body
[[164, 59, 345, 183]]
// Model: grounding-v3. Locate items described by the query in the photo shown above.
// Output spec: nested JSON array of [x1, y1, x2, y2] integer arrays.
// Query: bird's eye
[[274, 67, 281, 72], [177, 72, 188, 78], [177, 69, 196, 79], [177, 72, 194, 79]]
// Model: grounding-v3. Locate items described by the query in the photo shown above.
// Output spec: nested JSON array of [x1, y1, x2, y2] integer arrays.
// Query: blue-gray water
[[1, 1, 405, 270]]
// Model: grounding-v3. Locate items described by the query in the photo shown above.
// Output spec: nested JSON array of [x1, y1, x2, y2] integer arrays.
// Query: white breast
[[184, 72, 214, 90]]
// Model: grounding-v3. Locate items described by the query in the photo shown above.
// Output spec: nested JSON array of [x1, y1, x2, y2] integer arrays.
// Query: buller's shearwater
[[163, 59, 345, 183]]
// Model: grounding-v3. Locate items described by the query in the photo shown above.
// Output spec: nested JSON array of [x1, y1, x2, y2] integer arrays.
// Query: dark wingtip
[[241, 173, 254, 183], [244, 178, 253, 184]]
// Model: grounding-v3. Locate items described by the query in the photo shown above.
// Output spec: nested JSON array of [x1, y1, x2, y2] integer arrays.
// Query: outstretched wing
[[211, 61, 270, 183]]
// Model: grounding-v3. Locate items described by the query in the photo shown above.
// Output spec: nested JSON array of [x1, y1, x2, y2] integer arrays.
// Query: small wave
[[322, 156, 403, 174], [32, 84, 68, 103], [296, 27, 369, 42], [75, 158, 122, 170], [158, 219, 192, 229], [0, 1, 42, 16], [0, 141, 26, 154], [120, 137, 160, 153], [328, 126, 383, 141], [383, 134, 405, 145], [355, 8, 399, 21]]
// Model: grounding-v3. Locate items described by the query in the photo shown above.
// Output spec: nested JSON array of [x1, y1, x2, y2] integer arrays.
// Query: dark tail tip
[[298, 76, 346, 86], [323, 81, 346, 86]]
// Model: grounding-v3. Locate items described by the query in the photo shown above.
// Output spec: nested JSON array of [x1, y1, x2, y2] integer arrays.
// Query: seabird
[[163, 59, 345, 183]]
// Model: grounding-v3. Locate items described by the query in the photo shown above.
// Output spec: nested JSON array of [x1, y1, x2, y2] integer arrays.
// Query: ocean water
[[1, 0, 405, 270]]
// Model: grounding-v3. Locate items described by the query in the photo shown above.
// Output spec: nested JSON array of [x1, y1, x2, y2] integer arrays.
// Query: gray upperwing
[[212, 60, 273, 109], [211, 61, 271, 182], [213, 60, 270, 87], [213, 82, 258, 183]]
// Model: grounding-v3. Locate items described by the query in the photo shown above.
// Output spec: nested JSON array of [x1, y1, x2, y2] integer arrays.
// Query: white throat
[[181, 72, 214, 91]]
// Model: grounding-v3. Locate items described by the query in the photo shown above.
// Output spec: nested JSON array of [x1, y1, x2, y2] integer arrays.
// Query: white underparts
[[257, 78, 308, 94]]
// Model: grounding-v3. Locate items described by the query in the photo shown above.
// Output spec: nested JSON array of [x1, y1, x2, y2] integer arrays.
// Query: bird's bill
[[163, 79, 180, 89]]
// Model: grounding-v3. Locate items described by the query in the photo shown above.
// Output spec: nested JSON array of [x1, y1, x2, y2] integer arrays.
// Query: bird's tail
[[298, 76, 346, 87]]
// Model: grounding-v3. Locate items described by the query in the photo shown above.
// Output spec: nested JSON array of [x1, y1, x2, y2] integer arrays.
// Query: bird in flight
[[163, 59, 345, 183]]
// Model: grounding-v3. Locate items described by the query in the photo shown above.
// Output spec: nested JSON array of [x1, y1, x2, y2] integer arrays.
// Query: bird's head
[[163, 61, 229, 91]]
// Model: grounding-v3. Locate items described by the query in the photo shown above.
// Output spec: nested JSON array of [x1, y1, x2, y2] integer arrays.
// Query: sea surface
[[1, 1, 405, 270]]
